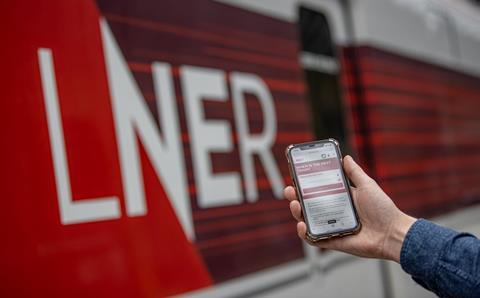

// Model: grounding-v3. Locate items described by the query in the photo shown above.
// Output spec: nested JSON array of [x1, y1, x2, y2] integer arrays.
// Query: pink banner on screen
[[303, 182, 344, 194], [295, 158, 340, 175], [303, 188, 347, 200]]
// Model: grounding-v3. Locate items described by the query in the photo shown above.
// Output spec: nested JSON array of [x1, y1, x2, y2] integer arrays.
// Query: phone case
[[285, 139, 361, 242]]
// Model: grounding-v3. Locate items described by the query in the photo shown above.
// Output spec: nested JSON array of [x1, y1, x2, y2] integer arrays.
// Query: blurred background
[[2, 0, 480, 297]]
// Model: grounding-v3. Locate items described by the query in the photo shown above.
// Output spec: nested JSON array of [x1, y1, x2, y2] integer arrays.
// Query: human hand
[[284, 155, 416, 262]]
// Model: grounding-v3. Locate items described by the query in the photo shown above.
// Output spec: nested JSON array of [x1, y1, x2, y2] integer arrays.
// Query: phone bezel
[[285, 138, 361, 242]]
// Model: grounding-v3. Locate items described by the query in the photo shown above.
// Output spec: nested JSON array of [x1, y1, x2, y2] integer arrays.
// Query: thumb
[[343, 155, 374, 186]]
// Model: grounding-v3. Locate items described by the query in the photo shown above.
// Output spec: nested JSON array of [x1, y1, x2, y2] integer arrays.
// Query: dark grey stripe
[[320, 254, 361, 273], [229, 271, 310, 298]]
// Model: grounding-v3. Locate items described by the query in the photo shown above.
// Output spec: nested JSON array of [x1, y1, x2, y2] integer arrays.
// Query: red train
[[1, 0, 480, 297]]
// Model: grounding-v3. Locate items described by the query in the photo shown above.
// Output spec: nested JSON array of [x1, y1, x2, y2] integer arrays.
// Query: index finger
[[283, 186, 297, 202]]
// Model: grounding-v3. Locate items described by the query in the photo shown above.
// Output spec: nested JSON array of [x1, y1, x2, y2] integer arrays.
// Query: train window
[[298, 6, 349, 153]]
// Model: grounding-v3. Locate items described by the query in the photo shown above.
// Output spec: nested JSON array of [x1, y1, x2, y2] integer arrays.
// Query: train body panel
[[1, 0, 479, 297]]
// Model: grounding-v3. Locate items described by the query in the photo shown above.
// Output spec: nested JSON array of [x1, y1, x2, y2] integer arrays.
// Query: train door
[[298, 6, 350, 154]]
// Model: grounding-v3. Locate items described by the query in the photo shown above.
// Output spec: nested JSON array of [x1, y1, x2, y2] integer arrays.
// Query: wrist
[[384, 213, 417, 263]]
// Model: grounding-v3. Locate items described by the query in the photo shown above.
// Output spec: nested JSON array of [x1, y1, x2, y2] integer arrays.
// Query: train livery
[[1, 0, 480, 297]]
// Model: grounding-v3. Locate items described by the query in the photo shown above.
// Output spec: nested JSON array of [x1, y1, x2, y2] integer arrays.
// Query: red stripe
[[193, 199, 286, 220], [105, 13, 295, 57], [129, 61, 305, 94], [180, 132, 313, 143], [199, 232, 297, 258], [195, 209, 290, 234], [376, 153, 480, 178], [198, 23, 298, 55], [263, 78, 305, 94], [303, 188, 346, 200], [357, 55, 479, 89], [203, 46, 300, 72], [383, 170, 480, 197], [196, 222, 295, 250], [397, 183, 480, 212], [369, 111, 480, 131], [303, 183, 344, 194], [358, 71, 480, 103], [370, 132, 480, 147]]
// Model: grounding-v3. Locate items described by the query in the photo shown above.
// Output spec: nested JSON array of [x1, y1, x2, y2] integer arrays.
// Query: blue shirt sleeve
[[400, 219, 480, 298]]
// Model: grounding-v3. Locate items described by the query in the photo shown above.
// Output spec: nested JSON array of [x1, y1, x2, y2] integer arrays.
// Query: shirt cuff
[[399, 219, 457, 283]]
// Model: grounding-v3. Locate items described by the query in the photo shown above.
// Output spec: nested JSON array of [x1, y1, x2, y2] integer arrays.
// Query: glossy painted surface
[[342, 46, 480, 216], [2, 0, 480, 297], [0, 0, 309, 296]]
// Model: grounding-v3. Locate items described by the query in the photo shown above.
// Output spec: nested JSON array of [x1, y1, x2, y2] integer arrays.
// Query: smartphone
[[285, 139, 361, 242]]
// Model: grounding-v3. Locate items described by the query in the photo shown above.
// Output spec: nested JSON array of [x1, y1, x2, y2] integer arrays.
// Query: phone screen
[[290, 142, 357, 235]]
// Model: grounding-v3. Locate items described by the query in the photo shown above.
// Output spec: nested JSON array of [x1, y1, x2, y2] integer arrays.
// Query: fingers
[[297, 221, 307, 240], [285, 186, 303, 221], [343, 155, 374, 186], [314, 237, 346, 250], [296, 219, 361, 254], [296, 222, 340, 249], [283, 186, 297, 202], [289, 200, 303, 222]]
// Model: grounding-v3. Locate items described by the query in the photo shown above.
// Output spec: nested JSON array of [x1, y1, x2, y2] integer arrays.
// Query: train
[[1, 0, 480, 297]]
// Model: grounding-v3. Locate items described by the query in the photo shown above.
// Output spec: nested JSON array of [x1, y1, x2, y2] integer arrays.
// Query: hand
[[284, 155, 416, 262]]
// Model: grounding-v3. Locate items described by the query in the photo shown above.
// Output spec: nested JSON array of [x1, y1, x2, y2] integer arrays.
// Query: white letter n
[[100, 20, 194, 240]]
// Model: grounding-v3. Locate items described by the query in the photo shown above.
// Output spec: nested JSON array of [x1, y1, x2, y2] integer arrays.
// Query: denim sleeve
[[400, 219, 480, 298]]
